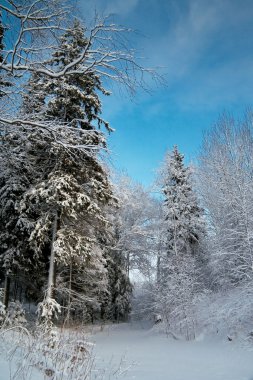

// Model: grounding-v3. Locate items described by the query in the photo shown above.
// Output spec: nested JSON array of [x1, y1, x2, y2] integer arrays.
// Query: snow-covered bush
[[5, 301, 26, 326], [37, 297, 61, 332], [0, 325, 128, 380], [196, 284, 253, 344]]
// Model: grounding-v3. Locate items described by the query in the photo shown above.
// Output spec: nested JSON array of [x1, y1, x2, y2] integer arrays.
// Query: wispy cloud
[[100, 0, 139, 16], [134, 0, 253, 110], [79, 0, 139, 19], [77, 0, 253, 186]]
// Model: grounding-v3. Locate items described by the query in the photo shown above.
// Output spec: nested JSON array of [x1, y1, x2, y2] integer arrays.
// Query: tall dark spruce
[[0, 20, 128, 326]]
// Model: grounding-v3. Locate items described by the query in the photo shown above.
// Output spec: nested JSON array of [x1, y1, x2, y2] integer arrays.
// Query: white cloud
[[145, 0, 222, 77], [79, 0, 139, 18], [103, 0, 139, 16], [137, 0, 253, 110], [78, 0, 253, 114]]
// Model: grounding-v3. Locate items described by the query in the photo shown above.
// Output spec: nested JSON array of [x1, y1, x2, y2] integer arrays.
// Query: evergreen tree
[[0, 127, 75, 310], [157, 146, 205, 339], [25, 21, 115, 326], [22, 19, 110, 131], [1, 20, 116, 326], [104, 229, 132, 322], [1, 16, 152, 327], [162, 146, 204, 257]]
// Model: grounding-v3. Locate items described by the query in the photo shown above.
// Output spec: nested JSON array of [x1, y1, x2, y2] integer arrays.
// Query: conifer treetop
[[161, 146, 205, 256]]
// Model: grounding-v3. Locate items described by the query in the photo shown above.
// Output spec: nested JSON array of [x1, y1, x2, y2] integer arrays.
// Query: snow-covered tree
[[22, 19, 111, 132], [0, 0, 158, 129], [162, 146, 204, 258], [0, 11, 11, 98], [0, 127, 40, 308], [156, 146, 205, 338], [104, 247, 132, 322], [198, 112, 253, 289], [0, 20, 117, 326], [112, 175, 159, 278], [20, 22, 117, 326], [106, 175, 164, 322], [0, 1, 158, 326]]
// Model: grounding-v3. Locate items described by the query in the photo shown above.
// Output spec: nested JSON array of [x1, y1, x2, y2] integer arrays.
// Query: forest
[[1, 1, 253, 379]]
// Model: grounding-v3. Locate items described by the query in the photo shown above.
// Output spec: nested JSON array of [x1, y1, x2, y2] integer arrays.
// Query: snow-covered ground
[[0, 353, 44, 380], [0, 330, 44, 380], [1, 323, 253, 379], [0, 356, 13, 380], [91, 322, 253, 380]]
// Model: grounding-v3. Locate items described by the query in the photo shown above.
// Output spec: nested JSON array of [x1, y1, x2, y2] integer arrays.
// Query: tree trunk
[[47, 212, 58, 299], [66, 260, 72, 324], [3, 275, 11, 309], [126, 252, 130, 278], [156, 252, 161, 284], [52, 261, 57, 300], [156, 234, 162, 285]]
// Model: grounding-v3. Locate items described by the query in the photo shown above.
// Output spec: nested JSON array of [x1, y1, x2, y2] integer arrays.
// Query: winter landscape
[[1, 0, 253, 379]]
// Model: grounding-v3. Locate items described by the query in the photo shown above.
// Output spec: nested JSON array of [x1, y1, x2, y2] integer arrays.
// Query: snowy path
[[91, 323, 253, 380]]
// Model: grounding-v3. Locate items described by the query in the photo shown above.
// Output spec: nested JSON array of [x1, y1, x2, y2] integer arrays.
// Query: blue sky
[[64, 1, 253, 185]]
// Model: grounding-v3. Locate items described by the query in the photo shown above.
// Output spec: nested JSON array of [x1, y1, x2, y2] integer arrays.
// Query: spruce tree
[[1, 19, 139, 327], [1, 20, 115, 326], [22, 19, 110, 131], [23, 21, 115, 326], [0, 19, 16, 308], [0, 127, 58, 309], [157, 146, 205, 339], [163, 146, 203, 257], [104, 234, 132, 322]]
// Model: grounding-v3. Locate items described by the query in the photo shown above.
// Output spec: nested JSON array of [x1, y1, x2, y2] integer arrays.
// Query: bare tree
[[198, 111, 253, 288]]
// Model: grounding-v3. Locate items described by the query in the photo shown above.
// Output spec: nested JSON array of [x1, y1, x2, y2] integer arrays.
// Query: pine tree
[[157, 146, 205, 339], [22, 19, 111, 131], [104, 233, 132, 322], [25, 21, 115, 327], [1, 20, 115, 326], [0, 127, 58, 309], [162, 146, 203, 257]]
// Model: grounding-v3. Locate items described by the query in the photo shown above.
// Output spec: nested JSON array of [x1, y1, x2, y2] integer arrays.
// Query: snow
[[0, 351, 44, 380], [0, 357, 12, 380], [1, 323, 253, 379], [91, 322, 253, 380], [0, 329, 44, 380]]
